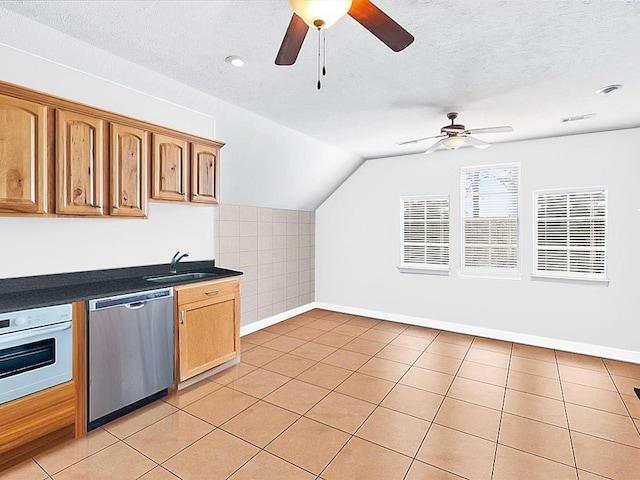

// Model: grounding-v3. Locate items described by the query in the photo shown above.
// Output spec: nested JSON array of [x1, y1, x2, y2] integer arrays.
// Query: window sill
[[530, 274, 609, 286], [397, 266, 450, 276]]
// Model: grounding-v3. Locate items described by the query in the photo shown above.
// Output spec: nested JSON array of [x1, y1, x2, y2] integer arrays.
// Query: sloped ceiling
[[3, 0, 639, 161]]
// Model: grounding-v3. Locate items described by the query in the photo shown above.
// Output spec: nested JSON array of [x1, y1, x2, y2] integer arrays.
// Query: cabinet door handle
[[205, 289, 220, 296], [180, 310, 185, 324]]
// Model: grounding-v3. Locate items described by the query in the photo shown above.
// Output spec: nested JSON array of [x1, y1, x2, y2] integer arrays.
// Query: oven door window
[[0, 338, 56, 379]]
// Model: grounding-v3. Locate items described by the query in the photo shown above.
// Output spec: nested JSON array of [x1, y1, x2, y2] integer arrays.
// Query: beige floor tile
[[228, 451, 315, 480], [603, 359, 640, 379], [322, 312, 354, 324], [435, 397, 501, 441], [335, 372, 395, 404], [163, 380, 222, 408], [137, 467, 180, 479], [566, 403, 640, 448], [221, 401, 299, 447], [265, 322, 301, 334], [381, 384, 444, 421], [34, 428, 118, 475], [342, 337, 386, 356], [290, 341, 337, 361], [572, 431, 640, 480], [503, 388, 568, 427], [125, 411, 213, 463], [376, 344, 422, 365], [313, 332, 354, 348], [322, 349, 371, 371], [0, 459, 48, 480], [356, 406, 430, 456], [373, 321, 408, 334], [399, 366, 454, 395], [296, 362, 353, 389], [358, 357, 410, 382], [262, 353, 316, 377], [346, 316, 381, 328], [331, 323, 370, 337], [499, 413, 574, 465], [266, 417, 350, 475], [52, 442, 155, 480], [425, 341, 469, 359], [464, 347, 511, 369], [471, 337, 513, 355], [322, 437, 412, 480], [622, 393, 640, 419], [163, 429, 259, 480], [243, 330, 281, 345], [559, 364, 617, 391], [435, 331, 474, 347], [303, 309, 333, 319], [512, 343, 557, 363], [262, 335, 308, 353], [306, 392, 376, 434], [183, 385, 257, 425], [556, 351, 607, 372], [240, 341, 257, 353], [265, 378, 330, 414], [403, 325, 440, 339], [306, 319, 342, 332], [405, 460, 466, 479], [458, 361, 508, 387], [447, 377, 505, 410], [287, 315, 317, 326], [359, 328, 399, 343], [612, 374, 640, 396], [283, 326, 325, 341], [104, 401, 178, 440], [510, 355, 560, 379], [416, 424, 495, 480], [577, 470, 610, 480], [240, 345, 285, 367], [228, 368, 290, 398], [209, 362, 257, 385], [492, 445, 577, 480], [390, 334, 432, 351], [507, 370, 563, 400], [414, 351, 462, 375], [562, 381, 628, 415]]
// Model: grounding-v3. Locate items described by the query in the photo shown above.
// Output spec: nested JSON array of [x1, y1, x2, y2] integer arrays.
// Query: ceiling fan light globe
[[441, 136, 465, 150], [289, 0, 353, 29]]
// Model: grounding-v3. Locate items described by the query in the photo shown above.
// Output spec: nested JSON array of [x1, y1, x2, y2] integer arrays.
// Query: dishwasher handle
[[125, 302, 146, 310]]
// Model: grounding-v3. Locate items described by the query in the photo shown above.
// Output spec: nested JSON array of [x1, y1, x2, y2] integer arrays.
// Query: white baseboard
[[315, 302, 640, 365], [240, 303, 318, 336]]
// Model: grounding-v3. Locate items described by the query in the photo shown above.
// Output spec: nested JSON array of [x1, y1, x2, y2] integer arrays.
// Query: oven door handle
[[0, 322, 72, 345]]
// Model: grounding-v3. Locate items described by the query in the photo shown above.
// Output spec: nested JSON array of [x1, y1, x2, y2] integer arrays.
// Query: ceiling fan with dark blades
[[398, 112, 514, 154], [275, 0, 414, 88]]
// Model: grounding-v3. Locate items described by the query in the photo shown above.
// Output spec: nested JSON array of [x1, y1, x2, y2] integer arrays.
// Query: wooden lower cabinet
[[175, 278, 240, 382]]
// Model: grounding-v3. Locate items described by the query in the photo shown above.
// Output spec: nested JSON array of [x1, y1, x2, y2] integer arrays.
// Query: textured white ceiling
[[2, 0, 640, 159]]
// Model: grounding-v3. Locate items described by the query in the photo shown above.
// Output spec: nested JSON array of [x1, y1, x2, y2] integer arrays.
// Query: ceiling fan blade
[[463, 136, 491, 149], [465, 126, 513, 135], [397, 134, 443, 146], [275, 14, 308, 65], [348, 0, 414, 52], [423, 139, 445, 155]]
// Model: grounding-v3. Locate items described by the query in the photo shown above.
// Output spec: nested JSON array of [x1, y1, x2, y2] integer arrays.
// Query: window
[[460, 164, 520, 274], [534, 188, 607, 280], [400, 195, 449, 272]]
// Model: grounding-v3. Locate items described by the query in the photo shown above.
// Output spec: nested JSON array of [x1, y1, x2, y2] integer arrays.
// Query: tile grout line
[[490, 341, 513, 480], [554, 349, 581, 479]]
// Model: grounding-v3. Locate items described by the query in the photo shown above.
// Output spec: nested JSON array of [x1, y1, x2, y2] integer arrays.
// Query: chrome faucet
[[170, 251, 189, 274]]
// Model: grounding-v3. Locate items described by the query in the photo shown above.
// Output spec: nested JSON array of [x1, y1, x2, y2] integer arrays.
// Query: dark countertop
[[0, 260, 242, 314]]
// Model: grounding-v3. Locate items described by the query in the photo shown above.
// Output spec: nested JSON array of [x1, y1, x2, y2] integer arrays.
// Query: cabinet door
[[177, 293, 239, 381], [110, 123, 148, 217], [0, 94, 47, 214], [190, 142, 219, 204], [152, 133, 188, 201], [56, 110, 105, 215]]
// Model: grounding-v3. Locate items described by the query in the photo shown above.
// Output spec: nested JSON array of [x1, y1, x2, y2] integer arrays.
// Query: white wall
[[316, 128, 640, 356]]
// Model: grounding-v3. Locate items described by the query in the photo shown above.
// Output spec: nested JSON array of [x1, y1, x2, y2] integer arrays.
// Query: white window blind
[[401, 195, 449, 270], [534, 188, 607, 280], [461, 164, 520, 273]]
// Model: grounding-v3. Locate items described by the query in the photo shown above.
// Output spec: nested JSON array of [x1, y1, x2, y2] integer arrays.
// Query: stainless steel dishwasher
[[87, 287, 174, 430]]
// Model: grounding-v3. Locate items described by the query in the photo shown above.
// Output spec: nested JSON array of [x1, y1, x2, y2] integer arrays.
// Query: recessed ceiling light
[[595, 84, 622, 95], [225, 55, 247, 68]]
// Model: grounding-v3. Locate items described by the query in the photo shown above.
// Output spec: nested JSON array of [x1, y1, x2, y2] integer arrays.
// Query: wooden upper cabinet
[[110, 124, 148, 217], [191, 142, 219, 204], [0, 94, 48, 214], [152, 133, 188, 201], [56, 110, 105, 216]]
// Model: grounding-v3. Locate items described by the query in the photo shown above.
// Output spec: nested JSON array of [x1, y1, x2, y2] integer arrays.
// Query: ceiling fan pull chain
[[317, 27, 322, 90], [322, 29, 327, 76]]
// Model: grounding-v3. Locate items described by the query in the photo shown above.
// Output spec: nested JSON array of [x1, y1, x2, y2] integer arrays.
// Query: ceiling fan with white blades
[[398, 112, 514, 154], [275, 0, 414, 89]]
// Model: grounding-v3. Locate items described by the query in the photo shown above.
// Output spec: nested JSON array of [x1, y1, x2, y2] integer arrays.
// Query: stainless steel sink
[[144, 272, 218, 283]]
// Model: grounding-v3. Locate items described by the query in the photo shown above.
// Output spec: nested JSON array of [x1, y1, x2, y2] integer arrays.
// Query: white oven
[[0, 304, 73, 405]]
